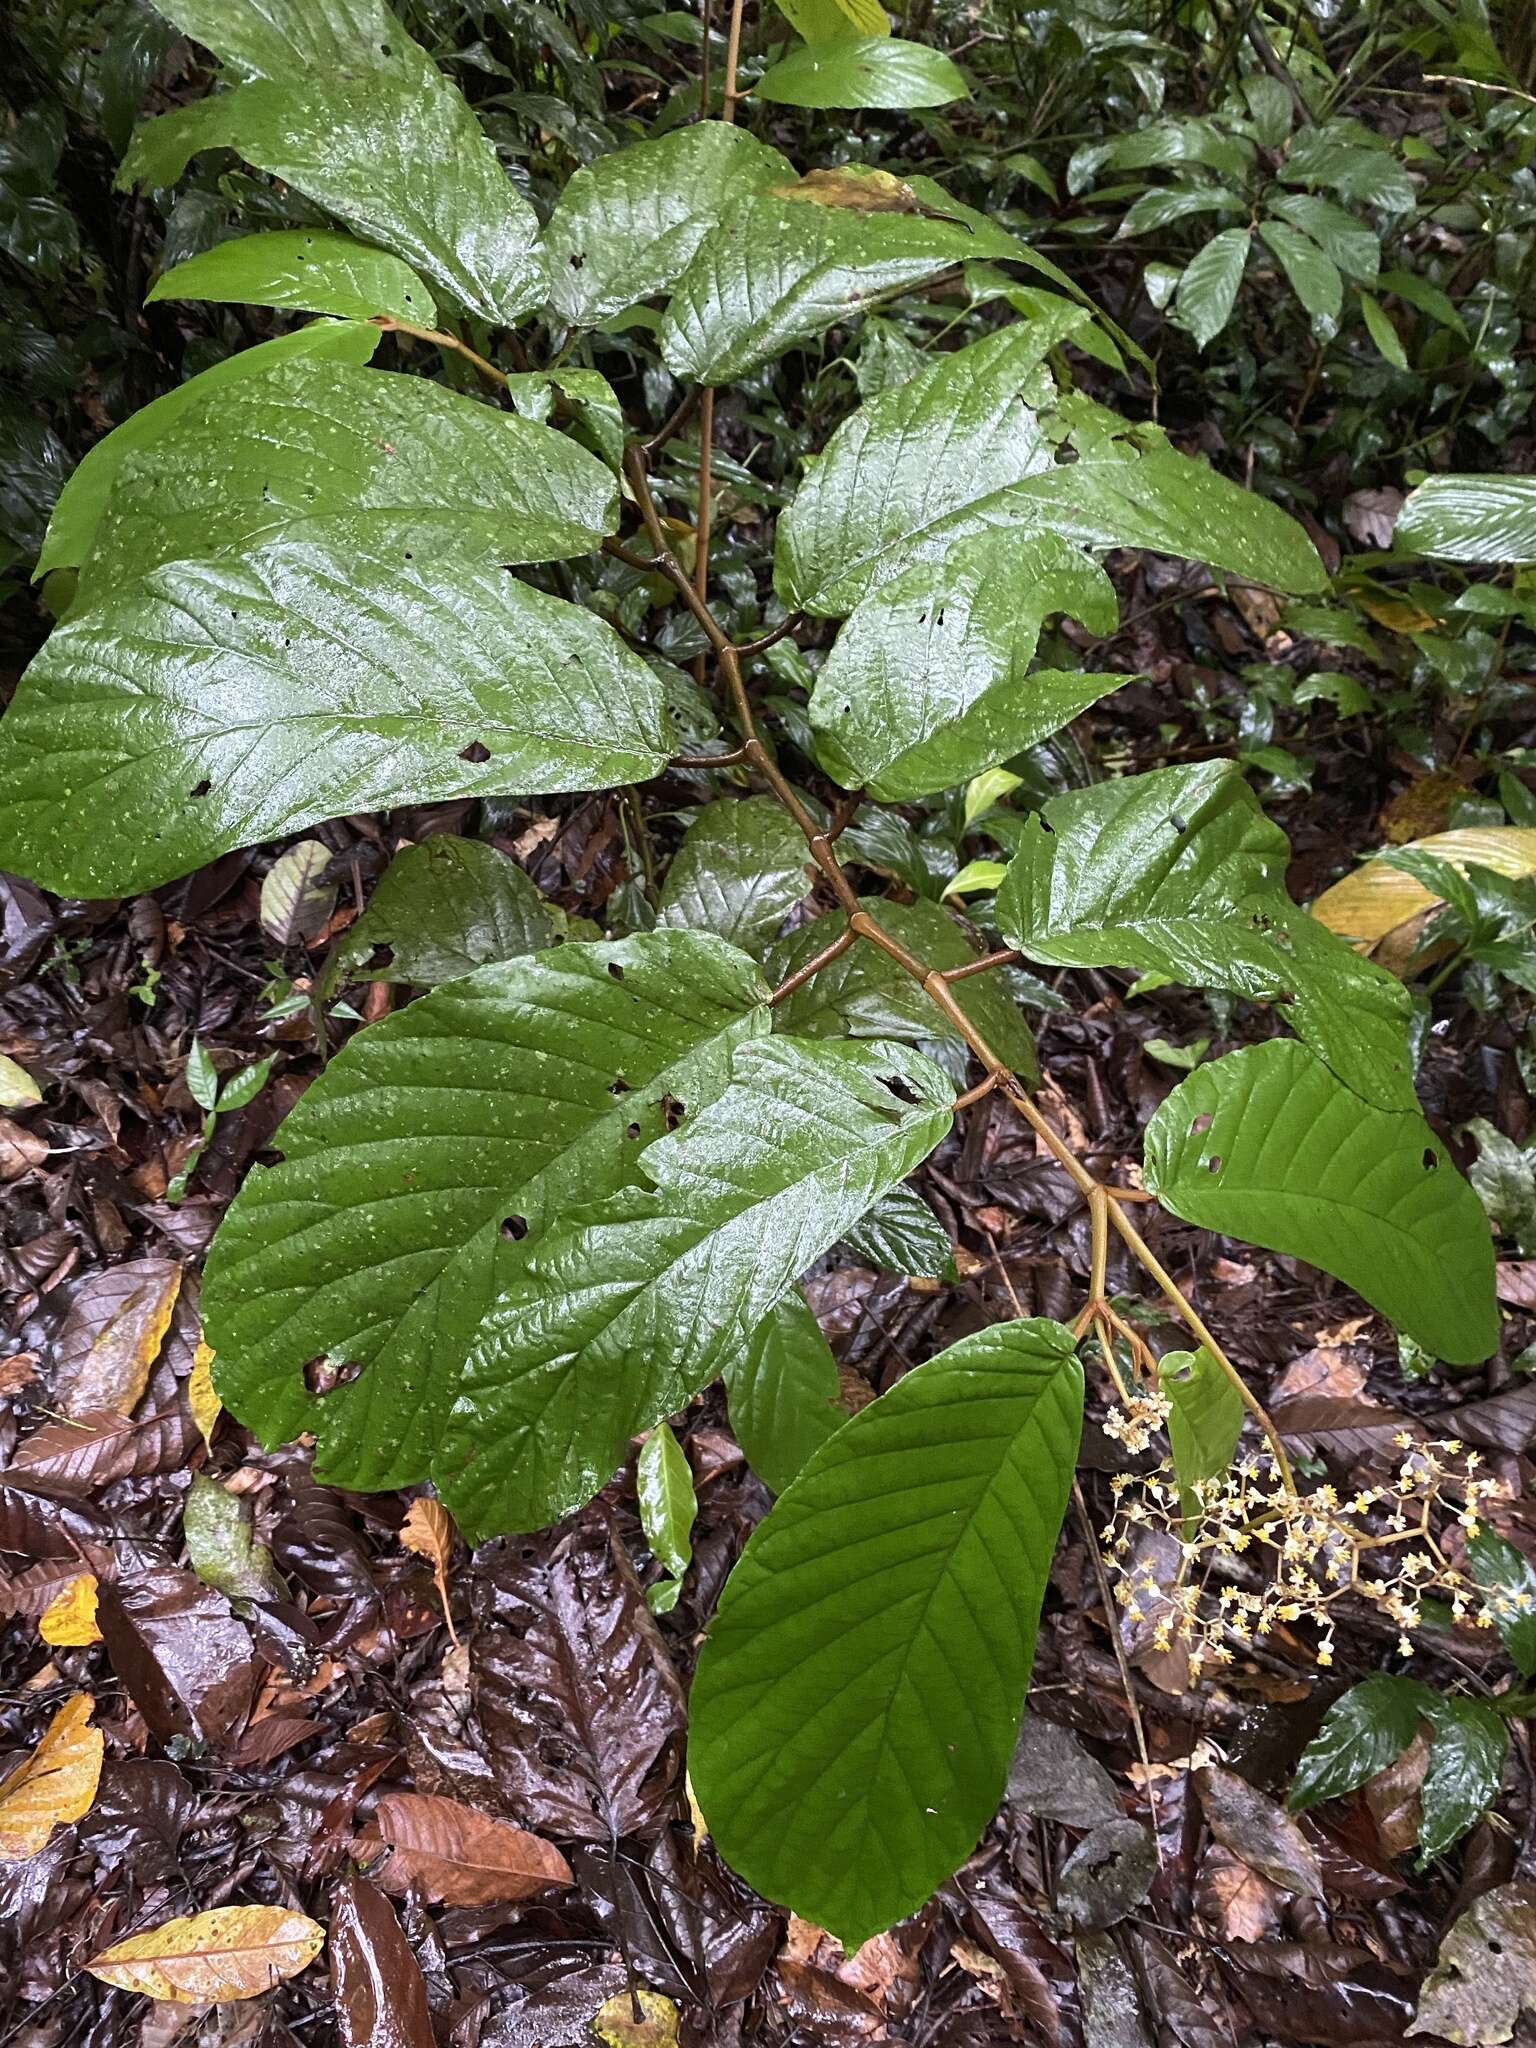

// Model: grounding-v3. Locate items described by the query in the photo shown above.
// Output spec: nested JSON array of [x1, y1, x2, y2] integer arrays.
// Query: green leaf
[[1142, 1039, 1499, 1365], [440, 1036, 953, 1536], [149, 0, 411, 81], [205, 933, 768, 1490], [148, 228, 436, 324], [121, 68, 543, 325], [1420, 1696, 1508, 1862], [182, 1471, 285, 1601], [217, 1055, 275, 1113], [691, 1317, 1083, 1950], [36, 320, 379, 578], [841, 1183, 954, 1278], [1278, 135, 1415, 214], [1158, 1348, 1243, 1510], [1289, 1673, 1429, 1810], [186, 1036, 221, 1116], [542, 122, 793, 330], [1466, 1118, 1536, 1253], [659, 172, 1036, 385], [1170, 227, 1250, 349], [657, 796, 811, 954], [995, 761, 1416, 1110], [775, 0, 891, 41], [1258, 221, 1343, 332], [1116, 186, 1245, 237], [769, 896, 1039, 1084], [1359, 290, 1409, 370], [1467, 1528, 1536, 1677], [1396, 475, 1536, 564], [0, 1055, 41, 1109], [754, 37, 968, 110], [1264, 193, 1379, 282], [637, 1423, 696, 1613], [0, 538, 673, 896], [723, 1287, 844, 1495], [1378, 268, 1467, 336], [809, 531, 1123, 799], [337, 838, 559, 987]]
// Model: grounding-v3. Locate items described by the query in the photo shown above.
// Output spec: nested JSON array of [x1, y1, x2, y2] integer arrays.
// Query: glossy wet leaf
[[543, 120, 793, 328], [39, 1573, 103, 1647], [0, 537, 672, 896], [996, 761, 1416, 1110], [1467, 1527, 1536, 1676], [722, 1287, 843, 1495], [85, 1905, 325, 2003], [37, 319, 378, 577], [840, 1182, 954, 1278], [1396, 474, 1536, 564], [1420, 1695, 1507, 1862], [152, 0, 411, 81], [0, 1693, 103, 1857], [809, 530, 1122, 799], [75, 359, 617, 604], [1258, 220, 1343, 331], [637, 1423, 696, 1612], [442, 1036, 952, 1538], [1143, 1040, 1499, 1364], [1171, 228, 1250, 348], [205, 932, 767, 1493], [754, 37, 968, 109], [52, 1258, 182, 1417], [148, 227, 436, 323], [657, 796, 811, 953], [1159, 1348, 1242, 1511], [1264, 192, 1379, 282], [1289, 1673, 1430, 1810], [691, 1318, 1082, 1950], [183, 1472, 284, 1602], [329, 1879, 435, 2048], [338, 837, 559, 986], [371, 1790, 572, 1905]]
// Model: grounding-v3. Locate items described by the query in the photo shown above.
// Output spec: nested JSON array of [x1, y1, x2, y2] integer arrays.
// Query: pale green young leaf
[[440, 1037, 953, 1536], [37, 320, 379, 577], [657, 796, 811, 953], [722, 1288, 844, 1496], [337, 838, 560, 987], [0, 1056, 41, 1108], [1258, 220, 1343, 331], [775, 0, 890, 41], [1396, 475, 1536, 564], [1143, 1040, 1499, 1364], [691, 1318, 1083, 1950], [1359, 291, 1409, 370], [148, 229, 437, 324], [637, 1424, 696, 1612], [994, 761, 1415, 1110], [754, 38, 968, 110], [186, 1037, 221, 1116], [1289, 1674, 1430, 1810], [1170, 227, 1250, 349], [1264, 193, 1380, 282], [0, 538, 674, 896], [542, 122, 793, 329], [809, 531, 1123, 799], [841, 1183, 954, 1278], [204, 933, 769, 1489], [216, 1055, 275, 1113], [1158, 1348, 1243, 1508]]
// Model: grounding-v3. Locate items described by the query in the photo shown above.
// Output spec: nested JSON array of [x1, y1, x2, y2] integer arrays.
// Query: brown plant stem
[[371, 316, 508, 388]]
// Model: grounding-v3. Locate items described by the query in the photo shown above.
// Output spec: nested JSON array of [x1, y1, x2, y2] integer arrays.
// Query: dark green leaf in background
[[337, 838, 560, 987], [723, 1288, 845, 1496], [657, 796, 812, 953], [754, 37, 969, 110]]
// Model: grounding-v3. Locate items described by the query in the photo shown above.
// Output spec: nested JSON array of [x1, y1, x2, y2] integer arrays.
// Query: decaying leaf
[[52, 1259, 182, 1417], [774, 166, 921, 212], [85, 1904, 326, 2003], [188, 1341, 222, 1448], [329, 1877, 435, 2048], [0, 1692, 103, 1858], [1410, 1882, 1536, 2044], [39, 1573, 102, 1647], [399, 1495, 460, 1647], [370, 1789, 573, 1906], [1194, 1765, 1324, 1899], [260, 837, 338, 945], [593, 1987, 681, 2047], [1312, 826, 1536, 962], [183, 1472, 285, 1602], [0, 1053, 41, 1106]]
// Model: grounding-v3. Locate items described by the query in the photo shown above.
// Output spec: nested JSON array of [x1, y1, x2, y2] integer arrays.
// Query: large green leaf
[[776, 0, 891, 41], [769, 896, 1039, 1083], [723, 1287, 844, 1495], [542, 121, 793, 329], [995, 761, 1415, 1110], [336, 837, 559, 987], [808, 530, 1122, 799], [1264, 193, 1379, 283], [841, 1183, 954, 1278], [659, 172, 1037, 385], [121, 69, 543, 325], [1290, 1673, 1429, 1810], [1171, 227, 1250, 349], [151, 0, 409, 81], [657, 796, 811, 953], [75, 359, 617, 604], [691, 1317, 1082, 1949], [36, 320, 379, 577], [1396, 475, 1536, 564], [205, 932, 768, 1488], [754, 37, 968, 109], [1143, 1040, 1499, 1364], [439, 1036, 953, 1536], [0, 538, 674, 895], [1258, 220, 1343, 332], [148, 228, 437, 324]]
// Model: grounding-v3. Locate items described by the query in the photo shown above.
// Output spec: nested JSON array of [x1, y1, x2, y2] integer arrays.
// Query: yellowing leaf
[[1313, 827, 1536, 955], [86, 1906, 325, 2004], [1357, 594, 1437, 634], [0, 1693, 103, 1858], [188, 1341, 222, 1449], [399, 1495, 460, 1648], [39, 1575, 102, 1648], [53, 1259, 183, 1418], [776, 0, 890, 43], [774, 166, 919, 213], [593, 1987, 681, 2048]]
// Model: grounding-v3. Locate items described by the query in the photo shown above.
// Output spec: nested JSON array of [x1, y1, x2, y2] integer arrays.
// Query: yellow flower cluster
[[1099, 1431, 1520, 1679]]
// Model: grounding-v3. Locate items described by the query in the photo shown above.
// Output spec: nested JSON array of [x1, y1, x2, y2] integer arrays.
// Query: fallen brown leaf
[[399, 1496, 459, 1648], [86, 1905, 325, 2003], [0, 1691, 103, 1857], [370, 1789, 572, 1905], [52, 1259, 182, 1417]]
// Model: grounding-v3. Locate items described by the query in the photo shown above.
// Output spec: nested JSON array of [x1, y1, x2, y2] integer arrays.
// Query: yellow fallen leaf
[[593, 1987, 680, 2048], [187, 1341, 222, 1450], [0, 1692, 103, 1858], [86, 1906, 325, 2004], [39, 1574, 102, 1648], [54, 1260, 182, 1418], [1357, 593, 1438, 634], [399, 1496, 460, 1648], [1312, 826, 1536, 960]]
